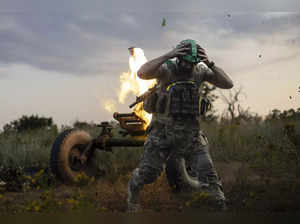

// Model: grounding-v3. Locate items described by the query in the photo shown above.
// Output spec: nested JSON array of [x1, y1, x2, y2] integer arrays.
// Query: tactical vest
[[168, 80, 200, 119], [143, 60, 204, 121]]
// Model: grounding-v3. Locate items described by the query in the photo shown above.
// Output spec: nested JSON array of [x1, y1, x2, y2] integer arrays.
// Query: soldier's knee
[[139, 165, 162, 184]]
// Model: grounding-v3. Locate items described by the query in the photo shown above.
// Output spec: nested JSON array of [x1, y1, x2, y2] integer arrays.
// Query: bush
[[0, 127, 58, 169], [3, 115, 55, 133], [204, 117, 300, 178]]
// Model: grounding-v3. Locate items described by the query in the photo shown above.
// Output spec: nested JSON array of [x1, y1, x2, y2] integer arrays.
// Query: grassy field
[[0, 117, 300, 213]]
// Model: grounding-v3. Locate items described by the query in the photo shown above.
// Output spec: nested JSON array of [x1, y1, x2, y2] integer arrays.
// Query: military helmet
[[177, 39, 201, 63]]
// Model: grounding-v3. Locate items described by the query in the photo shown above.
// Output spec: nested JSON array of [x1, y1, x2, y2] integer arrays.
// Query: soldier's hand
[[197, 44, 210, 64], [167, 43, 190, 59]]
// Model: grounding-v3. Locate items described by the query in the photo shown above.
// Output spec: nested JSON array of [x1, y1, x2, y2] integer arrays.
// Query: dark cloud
[[0, 1, 299, 77], [1, 0, 300, 13], [0, 12, 133, 75]]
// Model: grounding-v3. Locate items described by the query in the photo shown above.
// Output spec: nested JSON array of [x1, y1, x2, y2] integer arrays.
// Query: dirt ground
[[0, 161, 300, 213]]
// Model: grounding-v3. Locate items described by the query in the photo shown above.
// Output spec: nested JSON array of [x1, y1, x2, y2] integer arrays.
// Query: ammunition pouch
[[156, 91, 168, 114], [200, 98, 211, 115], [143, 90, 158, 114], [143, 87, 169, 114]]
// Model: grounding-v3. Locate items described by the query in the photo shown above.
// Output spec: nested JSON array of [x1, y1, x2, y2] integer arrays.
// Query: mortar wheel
[[50, 129, 97, 184]]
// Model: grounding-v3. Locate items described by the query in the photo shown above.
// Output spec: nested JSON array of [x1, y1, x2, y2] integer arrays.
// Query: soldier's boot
[[127, 169, 142, 212], [211, 182, 227, 212], [215, 199, 227, 211]]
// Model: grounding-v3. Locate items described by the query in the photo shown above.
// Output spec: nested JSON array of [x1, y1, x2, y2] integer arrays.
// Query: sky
[[0, 0, 300, 129]]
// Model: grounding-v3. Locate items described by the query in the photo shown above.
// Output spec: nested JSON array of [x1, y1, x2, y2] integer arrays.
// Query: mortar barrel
[[103, 137, 145, 147]]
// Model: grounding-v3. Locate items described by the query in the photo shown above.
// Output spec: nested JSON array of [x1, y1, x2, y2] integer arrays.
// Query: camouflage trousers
[[128, 120, 225, 205]]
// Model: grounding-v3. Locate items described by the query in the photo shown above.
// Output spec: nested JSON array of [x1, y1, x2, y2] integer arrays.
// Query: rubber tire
[[50, 129, 95, 184]]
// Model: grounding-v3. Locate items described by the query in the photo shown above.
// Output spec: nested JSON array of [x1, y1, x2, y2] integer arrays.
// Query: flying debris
[[289, 96, 292, 99], [161, 18, 166, 27]]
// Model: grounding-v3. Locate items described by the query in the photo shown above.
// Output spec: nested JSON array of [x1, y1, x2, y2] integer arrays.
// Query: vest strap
[[166, 80, 197, 91]]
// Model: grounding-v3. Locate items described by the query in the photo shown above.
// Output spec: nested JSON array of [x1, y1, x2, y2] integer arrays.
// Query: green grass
[[1, 118, 300, 213], [203, 119, 300, 178], [1, 119, 299, 178], [0, 120, 300, 213], [0, 127, 58, 169]]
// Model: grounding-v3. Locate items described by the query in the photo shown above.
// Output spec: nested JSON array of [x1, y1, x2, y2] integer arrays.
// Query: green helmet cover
[[177, 39, 201, 63]]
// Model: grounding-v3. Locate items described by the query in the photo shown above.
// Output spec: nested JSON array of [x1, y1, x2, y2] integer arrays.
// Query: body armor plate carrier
[[168, 81, 200, 119]]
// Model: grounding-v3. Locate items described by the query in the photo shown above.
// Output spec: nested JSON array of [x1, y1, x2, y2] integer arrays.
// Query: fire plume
[[121, 48, 156, 127], [104, 47, 156, 128]]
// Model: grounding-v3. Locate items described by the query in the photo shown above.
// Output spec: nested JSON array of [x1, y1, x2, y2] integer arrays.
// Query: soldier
[[127, 39, 233, 212]]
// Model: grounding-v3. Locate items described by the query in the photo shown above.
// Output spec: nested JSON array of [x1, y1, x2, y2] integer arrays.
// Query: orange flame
[[119, 48, 156, 126], [104, 47, 156, 127]]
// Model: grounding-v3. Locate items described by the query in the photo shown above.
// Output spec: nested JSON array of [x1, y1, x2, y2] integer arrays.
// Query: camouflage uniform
[[128, 61, 226, 211]]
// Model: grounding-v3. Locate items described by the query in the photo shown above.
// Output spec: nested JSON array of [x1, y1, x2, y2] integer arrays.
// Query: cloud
[[119, 14, 139, 28], [0, 1, 299, 79], [1, 1, 300, 128], [0, 12, 133, 76], [0, 63, 126, 128], [2, 0, 299, 13]]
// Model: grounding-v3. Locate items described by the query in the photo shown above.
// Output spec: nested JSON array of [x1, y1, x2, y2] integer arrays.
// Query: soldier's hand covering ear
[[197, 44, 210, 64], [167, 43, 190, 59]]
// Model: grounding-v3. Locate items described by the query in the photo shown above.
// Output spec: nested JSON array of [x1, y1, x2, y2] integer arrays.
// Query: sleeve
[[155, 63, 170, 78], [152, 62, 172, 85], [194, 62, 213, 83]]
